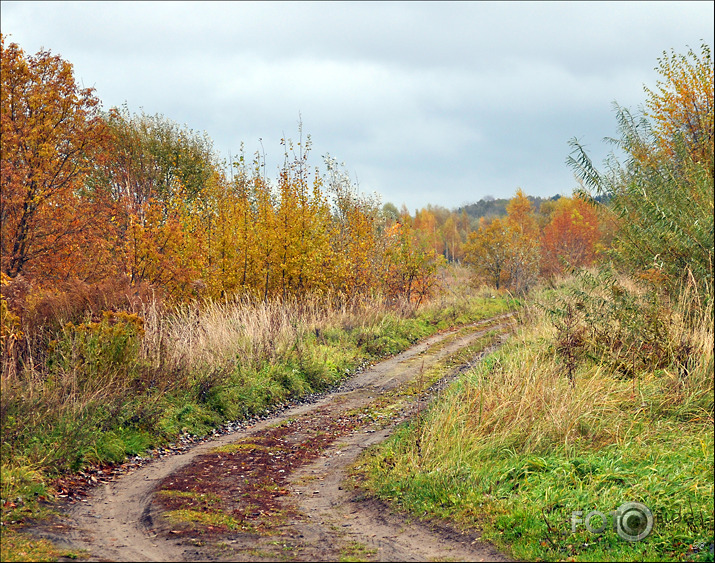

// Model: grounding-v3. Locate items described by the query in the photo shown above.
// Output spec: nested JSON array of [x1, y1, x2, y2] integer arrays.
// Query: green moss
[[163, 508, 245, 531]]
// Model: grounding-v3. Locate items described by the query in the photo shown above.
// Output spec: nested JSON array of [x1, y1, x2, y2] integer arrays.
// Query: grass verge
[[353, 276, 714, 562]]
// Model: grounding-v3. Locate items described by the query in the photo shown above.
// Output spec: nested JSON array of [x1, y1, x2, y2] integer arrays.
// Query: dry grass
[[140, 265, 498, 379], [139, 291, 404, 378], [415, 282, 713, 467]]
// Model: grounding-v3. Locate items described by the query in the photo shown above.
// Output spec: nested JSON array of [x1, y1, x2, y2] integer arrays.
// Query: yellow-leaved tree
[[324, 155, 383, 298], [464, 189, 540, 293]]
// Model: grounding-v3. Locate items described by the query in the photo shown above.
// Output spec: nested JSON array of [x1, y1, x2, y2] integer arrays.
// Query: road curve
[[44, 314, 515, 562]]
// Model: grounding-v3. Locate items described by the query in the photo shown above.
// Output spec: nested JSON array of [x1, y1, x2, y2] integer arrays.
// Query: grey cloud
[[1, 0, 712, 209]]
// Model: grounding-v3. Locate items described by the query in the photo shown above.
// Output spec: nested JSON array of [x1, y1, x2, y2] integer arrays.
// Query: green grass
[[358, 424, 712, 561], [339, 540, 378, 562], [163, 508, 246, 531], [0, 529, 82, 562]]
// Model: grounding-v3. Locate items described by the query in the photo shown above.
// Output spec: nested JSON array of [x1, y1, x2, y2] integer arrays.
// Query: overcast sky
[[2, 1, 713, 210]]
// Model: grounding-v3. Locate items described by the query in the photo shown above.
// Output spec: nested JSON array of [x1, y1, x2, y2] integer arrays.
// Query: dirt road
[[41, 314, 515, 562]]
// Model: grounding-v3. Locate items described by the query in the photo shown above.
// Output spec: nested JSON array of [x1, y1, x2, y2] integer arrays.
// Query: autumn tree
[[245, 159, 278, 301], [273, 132, 333, 298], [463, 216, 512, 289], [504, 189, 540, 293], [207, 151, 259, 296], [464, 190, 541, 293], [441, 213, 463, 262], [121, 194, 199, 300], [413, 208, 441, 256], [90, 107, 223, 299], [541, 196, 600, 277], [644, 43, 713, 173], [1, 36, 110, 284], [384, 221, 442, 305], [325, 155, 383, 297]]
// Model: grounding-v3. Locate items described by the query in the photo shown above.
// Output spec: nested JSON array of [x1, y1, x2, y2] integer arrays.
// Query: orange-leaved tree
[[463, 216, 512, 290], [383, 221, 442, 305], [504, 189, 540, 293], [274, 132, 333, 298], [325, 155, 383, 298], [95, 107, 223, 300], [541, 196, 601, 277], [1, 36, 110, 285]]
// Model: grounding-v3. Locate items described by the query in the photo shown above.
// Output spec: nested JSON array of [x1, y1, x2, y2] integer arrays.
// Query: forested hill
[[457, 194, 560, 221]]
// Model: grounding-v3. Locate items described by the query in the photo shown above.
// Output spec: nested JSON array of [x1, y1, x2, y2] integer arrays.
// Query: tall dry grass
[[2, 291, 387, 464], [140, 291, 402, 375], [405, 275, 714, 470], [140, 263, 497, 379]]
